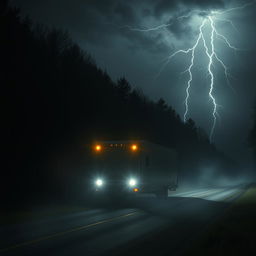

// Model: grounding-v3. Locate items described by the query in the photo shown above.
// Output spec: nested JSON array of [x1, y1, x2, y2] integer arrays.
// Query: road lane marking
[[177, 189, 228, 199], [199, 189, 229, 199], [172, 189, 213, 197], [0, 211, 138, 253], [202, 189, 243, 202], [191, 190, 219, 198], [171, 188, 241, 201], [199, 188, 243, 202], [182, 189, 225, 199]]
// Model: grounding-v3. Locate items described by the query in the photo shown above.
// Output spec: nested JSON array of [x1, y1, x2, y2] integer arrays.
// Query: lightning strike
[[124, 1, 255, 142], [208, 16, 218, 141], [166, 20, 207, 123], [165, 15, 235, 141], [214, 17, 238, 32], [125, 23, 173, 32], [211, 0, 256, 15]]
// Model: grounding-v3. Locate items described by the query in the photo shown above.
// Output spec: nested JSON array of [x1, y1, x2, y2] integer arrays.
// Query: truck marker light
[[95, 145, 102, 151], [131, 144, 138, 151]]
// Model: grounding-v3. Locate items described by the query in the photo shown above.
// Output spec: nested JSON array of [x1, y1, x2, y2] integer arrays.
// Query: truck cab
[[89, 140, 178, 198]]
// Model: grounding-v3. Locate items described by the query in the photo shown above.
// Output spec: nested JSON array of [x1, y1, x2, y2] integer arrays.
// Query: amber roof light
[[95, 145, 102, 152], [131, 144, 138, 151]]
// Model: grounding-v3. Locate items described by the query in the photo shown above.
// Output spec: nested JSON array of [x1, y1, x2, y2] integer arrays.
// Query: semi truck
[[89, 140, 178, 198]]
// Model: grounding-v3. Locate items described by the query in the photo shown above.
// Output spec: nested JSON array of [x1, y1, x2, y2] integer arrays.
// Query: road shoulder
[[186, 184, 256, 256]]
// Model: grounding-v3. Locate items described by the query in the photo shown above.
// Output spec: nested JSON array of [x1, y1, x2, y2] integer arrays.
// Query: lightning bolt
[[166, 20, 207, 123], [165, 15, 236, 141], [124, 1, 255, 142], [124, 23, 173, 32], [211, 0, 256, 15], [208, 17, 219, 141]]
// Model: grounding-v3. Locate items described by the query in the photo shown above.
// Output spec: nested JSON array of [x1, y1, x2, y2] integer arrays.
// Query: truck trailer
[[89, 140, 178, 197]]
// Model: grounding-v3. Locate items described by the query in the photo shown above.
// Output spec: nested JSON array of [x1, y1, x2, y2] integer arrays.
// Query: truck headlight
[[128, 178, 137, 187], [95, 179, 103, 186]]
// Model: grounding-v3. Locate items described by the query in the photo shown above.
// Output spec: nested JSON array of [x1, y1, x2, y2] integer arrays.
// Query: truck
[[89, 140, 178, 198]]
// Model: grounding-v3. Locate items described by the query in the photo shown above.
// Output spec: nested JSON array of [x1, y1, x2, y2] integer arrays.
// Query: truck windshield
[[93, 145, 142, 178]]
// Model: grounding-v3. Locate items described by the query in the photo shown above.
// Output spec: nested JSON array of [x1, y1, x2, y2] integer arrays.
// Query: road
[[0, 186, 245, 256]]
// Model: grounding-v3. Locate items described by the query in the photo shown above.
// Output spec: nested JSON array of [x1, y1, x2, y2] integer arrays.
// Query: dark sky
[[11, 0, 256, 165]]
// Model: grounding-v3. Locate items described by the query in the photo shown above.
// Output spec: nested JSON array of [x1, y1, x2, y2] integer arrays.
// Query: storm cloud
[[11, 0, 227, 46], [11, 0, 256, 164]]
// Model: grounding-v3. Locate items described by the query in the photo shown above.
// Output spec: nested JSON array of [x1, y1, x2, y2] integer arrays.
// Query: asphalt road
[[0, 186, 245, 256]]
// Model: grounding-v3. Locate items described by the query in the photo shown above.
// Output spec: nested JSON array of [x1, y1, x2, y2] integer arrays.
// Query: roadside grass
[[187, 185, 256, 256]]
